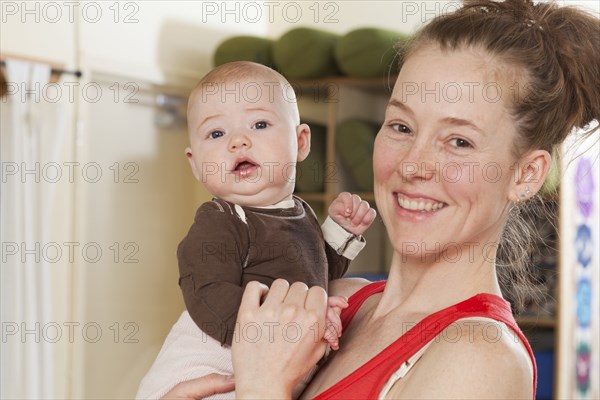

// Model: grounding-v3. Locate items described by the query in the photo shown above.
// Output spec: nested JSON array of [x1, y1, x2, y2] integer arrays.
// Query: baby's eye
[[391, 123, 412, 134], [209, 130, 224, 139], [253, 121, 268, 129], [449, 138, 473, 148]]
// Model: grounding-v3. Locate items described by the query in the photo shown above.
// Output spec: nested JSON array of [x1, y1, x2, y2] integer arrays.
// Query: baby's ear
[[185, 147, 200, 181], [296, 123, 311, 162]]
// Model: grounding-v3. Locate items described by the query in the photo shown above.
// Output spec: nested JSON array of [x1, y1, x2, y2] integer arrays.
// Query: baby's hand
[[328, 192, 377, 237], [323, 296, 349, 351]]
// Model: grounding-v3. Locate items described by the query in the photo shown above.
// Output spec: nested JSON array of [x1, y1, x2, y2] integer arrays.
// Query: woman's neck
[[373, 243, 502, 318]]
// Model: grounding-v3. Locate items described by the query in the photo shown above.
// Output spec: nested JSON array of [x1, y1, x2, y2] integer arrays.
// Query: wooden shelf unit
[[292, 76, 392, 276], [292, 76, 394, 206]]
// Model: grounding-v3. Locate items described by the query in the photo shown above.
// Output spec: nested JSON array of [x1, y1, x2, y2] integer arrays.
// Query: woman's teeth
[[397, 196, 446, 211]]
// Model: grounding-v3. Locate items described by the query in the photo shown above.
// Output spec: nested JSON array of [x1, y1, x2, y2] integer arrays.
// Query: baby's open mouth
[[234, 160, 258, 172], [232, 158, 259, 178]]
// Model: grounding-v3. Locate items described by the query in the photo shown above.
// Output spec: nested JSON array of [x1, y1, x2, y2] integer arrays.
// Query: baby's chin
[[215, 190, 294, 208]]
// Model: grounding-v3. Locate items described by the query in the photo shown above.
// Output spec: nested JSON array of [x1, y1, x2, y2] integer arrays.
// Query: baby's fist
[[328, 192, 376, 237]]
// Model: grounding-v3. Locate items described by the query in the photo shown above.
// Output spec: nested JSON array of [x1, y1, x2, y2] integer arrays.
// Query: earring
[[518, 186, 533, 201], [516, 186, 533, 202]]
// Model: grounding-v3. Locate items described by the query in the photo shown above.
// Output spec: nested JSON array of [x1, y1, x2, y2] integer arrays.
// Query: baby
[[136, 61, 376, 399]]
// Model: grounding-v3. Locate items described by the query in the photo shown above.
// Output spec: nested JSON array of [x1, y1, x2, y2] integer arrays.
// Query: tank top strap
[[319, 281, 537, 399], [340, 280, 386, 329]]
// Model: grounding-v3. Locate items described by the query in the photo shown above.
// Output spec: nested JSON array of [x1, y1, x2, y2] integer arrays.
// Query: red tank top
[[313, 281, 537, 399]]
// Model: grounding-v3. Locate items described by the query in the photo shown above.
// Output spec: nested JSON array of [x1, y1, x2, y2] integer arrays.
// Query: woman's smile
[[395, 192, 447, 212]]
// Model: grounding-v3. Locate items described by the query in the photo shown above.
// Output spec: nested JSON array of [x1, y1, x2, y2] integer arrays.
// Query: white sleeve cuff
[[321, 216, 366, 260]]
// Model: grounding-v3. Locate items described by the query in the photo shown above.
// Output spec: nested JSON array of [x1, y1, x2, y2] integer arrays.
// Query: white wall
[[77, 1, 270, 87], [3, 0, 597, 82], [265, 0, 597, 37], [265, 0, 458, 36], [0, 1, 77, 66]]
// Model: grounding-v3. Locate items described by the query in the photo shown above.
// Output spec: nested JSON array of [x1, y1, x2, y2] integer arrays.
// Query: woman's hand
[[160, 374, 235, 399], [232, 279, 329, 400]]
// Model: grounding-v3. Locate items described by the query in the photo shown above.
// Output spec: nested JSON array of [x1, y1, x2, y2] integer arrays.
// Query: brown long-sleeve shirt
[[177, 196, 350, 346]]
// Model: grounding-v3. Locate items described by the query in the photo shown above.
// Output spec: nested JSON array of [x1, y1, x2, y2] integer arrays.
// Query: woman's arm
[[160, 374, 235, 399], [160, 279, 339, 400]]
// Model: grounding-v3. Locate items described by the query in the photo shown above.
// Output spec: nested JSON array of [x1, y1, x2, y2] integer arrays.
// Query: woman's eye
[[449, 138, 473, 148], [254, 121, 268, 129], [391, 123, 411, 134], [209, 130, 224, 139]]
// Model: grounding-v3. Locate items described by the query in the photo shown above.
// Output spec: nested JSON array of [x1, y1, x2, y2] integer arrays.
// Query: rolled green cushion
[[296, 122, 326, 193], [273, 28, 340, 79], [335, 28, 410, 78], [213, 36, 274, 67], [336, 119, 380, 191]]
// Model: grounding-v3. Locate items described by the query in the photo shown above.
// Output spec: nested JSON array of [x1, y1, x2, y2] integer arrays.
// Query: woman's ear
[[509, 149, 551, 202], [185, 147, 200, 181], [296, 123, 311, 162]]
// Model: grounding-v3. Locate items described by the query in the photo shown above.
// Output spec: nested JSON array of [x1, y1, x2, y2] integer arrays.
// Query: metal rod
[[0, 60, 82, 78]]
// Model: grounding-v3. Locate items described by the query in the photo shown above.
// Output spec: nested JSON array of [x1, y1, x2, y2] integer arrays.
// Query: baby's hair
[[187, 61, 301, 130], [196, 61, 292, 90], [400, 0, 599, 310]]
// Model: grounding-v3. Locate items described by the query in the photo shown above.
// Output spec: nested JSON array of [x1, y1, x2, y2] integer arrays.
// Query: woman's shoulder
[[388, 319, 534, 398]]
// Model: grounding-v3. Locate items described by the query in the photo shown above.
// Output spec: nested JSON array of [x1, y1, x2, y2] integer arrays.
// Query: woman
[[165, 0, 600, 398]]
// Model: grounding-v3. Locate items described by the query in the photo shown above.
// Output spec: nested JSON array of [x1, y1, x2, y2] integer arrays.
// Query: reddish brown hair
[[403, 0, 599, 155]]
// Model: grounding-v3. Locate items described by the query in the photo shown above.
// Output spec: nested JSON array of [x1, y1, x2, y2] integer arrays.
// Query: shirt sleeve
[[321, 216, 366, 260], [177, 201, 249, 346]]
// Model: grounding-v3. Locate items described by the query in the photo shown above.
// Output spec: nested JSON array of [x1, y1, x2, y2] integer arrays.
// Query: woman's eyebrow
[[387, 99, 415, 117], [440, 116, 487, 136], [388, 98, 487, 136]]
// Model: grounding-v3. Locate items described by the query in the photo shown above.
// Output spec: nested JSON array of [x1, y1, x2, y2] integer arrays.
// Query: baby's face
[[186, 78, 310, 207]]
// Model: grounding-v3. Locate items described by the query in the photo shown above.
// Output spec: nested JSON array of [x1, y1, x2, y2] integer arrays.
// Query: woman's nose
[[397, 143, 438, 182], [228, 133, 251, 151]]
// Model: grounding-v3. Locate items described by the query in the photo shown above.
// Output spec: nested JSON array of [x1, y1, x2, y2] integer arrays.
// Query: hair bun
[[541, 4, 600, 130]]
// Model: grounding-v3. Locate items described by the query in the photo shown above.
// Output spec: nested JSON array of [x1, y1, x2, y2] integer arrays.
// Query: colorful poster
[[558, 127, 600, 399]]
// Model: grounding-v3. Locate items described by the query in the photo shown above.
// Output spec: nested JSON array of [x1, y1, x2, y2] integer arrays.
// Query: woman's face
[[374, 45, 521, 261]]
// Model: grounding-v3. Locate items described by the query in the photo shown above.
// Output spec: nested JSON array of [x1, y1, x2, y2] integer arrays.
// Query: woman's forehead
[[397, 44, 525, 107], [390, 48, 522, 142]]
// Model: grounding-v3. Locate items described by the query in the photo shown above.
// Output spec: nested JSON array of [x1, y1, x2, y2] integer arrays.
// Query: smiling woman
[[393, 0, 600, 312], [374, 44, 540, 303]]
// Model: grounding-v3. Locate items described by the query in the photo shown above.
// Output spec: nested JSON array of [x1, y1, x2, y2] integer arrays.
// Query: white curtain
[[1, 60, 69, 398]]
